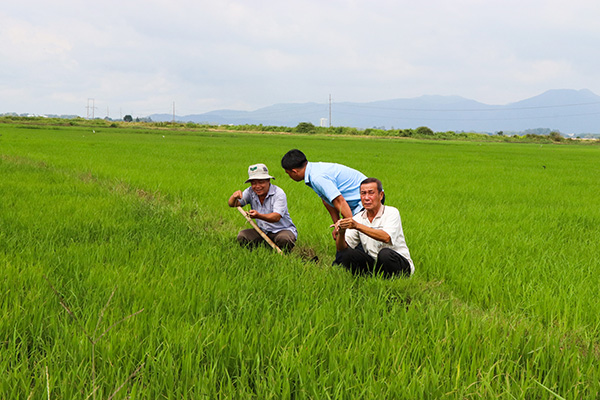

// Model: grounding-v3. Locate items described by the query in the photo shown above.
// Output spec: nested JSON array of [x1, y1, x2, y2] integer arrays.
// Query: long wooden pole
[[237, 206, 283, 254]]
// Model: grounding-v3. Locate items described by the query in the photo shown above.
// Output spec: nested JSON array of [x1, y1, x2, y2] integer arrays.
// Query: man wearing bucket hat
[[228, 163, 297, 252]]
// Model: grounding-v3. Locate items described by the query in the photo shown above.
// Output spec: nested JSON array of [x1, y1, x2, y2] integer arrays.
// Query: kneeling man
[[334, 178, 414, 277], [228, 163, 297, 252]]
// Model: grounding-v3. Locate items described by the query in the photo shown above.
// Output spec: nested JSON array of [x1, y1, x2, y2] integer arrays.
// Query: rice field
[[1, 123, 599, 398]]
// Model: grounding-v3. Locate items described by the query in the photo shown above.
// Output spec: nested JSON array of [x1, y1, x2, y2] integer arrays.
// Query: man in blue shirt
[[281, 149, 367, 237], [229, 163, 297, 251]]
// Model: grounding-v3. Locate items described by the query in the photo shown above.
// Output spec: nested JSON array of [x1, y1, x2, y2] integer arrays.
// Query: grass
[[1, 123, 599, 398]]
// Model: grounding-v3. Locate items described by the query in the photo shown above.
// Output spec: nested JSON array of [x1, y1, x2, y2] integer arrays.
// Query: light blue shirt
[[239, 184, 297, 238], [304, 162, 367, 215]]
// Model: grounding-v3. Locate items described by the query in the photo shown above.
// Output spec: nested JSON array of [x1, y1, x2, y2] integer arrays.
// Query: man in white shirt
[[334, 178, 414, 277]]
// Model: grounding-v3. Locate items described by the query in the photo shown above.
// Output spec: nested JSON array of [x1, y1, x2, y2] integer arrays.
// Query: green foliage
[[415, 126, 434, 136], [3, 116, 599, 146], [295, 121, 316, 134], [123, 114, 133, 122], [549, 131, 564, 142], [1, 124, 600, 398]]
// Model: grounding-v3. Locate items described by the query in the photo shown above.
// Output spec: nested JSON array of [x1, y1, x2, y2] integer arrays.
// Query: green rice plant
[[44, 278, 144, 399], [1, 123, 599, 398]]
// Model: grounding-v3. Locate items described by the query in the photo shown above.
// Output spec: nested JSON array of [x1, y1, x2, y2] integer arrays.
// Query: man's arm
[[323, 199, 341, 223], [335, 223, 349, 252], [332, 195, 353, 220], [228, 190, 243, 207], [330, 195, 353, 221], [337, 218, 391, 243], [247, 210, 282, 223], [326, 195, 354, 239]]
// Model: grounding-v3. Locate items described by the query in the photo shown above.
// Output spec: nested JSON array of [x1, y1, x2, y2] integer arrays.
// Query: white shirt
[[344, 205, 414, 274]]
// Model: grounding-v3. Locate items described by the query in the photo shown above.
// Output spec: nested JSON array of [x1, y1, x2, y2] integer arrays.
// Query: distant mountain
[[149, 89, 600, 134]]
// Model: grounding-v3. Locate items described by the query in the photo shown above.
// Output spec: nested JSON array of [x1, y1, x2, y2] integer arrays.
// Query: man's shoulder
[[309, 162, 347, 177], [381, 205, 401, 220], [270, 184, 288, 197], [270, 183, 284, 193]]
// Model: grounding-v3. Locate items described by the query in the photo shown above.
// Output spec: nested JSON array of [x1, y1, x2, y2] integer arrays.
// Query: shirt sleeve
[[239, 187, 252, 207], [344, 226, 360, 249], [310, 175, 342, 205], [379, 207, 401, 245], [271, 188, 287, 216]]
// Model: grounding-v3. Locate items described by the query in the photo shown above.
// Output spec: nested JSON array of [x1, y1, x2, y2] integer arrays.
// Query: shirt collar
[[304, 162, 312, 186], [360, 205, 385, 220]]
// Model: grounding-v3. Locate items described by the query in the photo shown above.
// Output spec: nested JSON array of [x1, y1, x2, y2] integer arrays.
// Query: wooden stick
[[237, 206, 283, 254]]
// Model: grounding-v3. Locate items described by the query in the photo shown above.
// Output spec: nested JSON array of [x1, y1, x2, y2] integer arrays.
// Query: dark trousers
[[237, 229, 296, 252], [334, 247, 411, 277]]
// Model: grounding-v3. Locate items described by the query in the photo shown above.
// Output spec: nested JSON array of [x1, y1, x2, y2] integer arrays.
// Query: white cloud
[[1, 0, 600, 116]]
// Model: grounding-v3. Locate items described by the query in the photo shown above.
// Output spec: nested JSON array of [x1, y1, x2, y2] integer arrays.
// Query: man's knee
[[333, 248, 353, 266], [334, 248, 373, 275], [273, 231, 296, 251], [237, 229, 259, 246], [376, 248, 410, 276]]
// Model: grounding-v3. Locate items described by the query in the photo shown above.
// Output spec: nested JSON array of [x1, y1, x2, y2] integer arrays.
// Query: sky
[[1, 0, 600, 118]]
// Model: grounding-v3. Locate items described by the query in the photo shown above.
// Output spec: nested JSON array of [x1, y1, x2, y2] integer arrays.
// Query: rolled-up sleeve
[[271, 188, 288, 217], [380, 207, 401, 245], [344, 228, 360, 249]]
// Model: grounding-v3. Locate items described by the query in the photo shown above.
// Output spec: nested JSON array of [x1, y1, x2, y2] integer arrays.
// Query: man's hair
[[361, 177, 383, 193], [281, 149, 308, 170]]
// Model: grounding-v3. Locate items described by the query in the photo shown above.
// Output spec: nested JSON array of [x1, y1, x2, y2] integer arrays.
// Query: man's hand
[[329, 222, 340, 240], [228, 190, 244, 207], [330, 217, 355, 240], [332, 220, 350, 251], [248, 209, 260, 219], [337, 217, 357, 231]]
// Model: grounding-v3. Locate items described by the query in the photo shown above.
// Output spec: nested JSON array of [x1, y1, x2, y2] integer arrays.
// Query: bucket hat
[[245, 163, 275, 183]]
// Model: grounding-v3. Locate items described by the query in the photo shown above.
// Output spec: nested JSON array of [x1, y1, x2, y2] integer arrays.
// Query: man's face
[[250, 179, 270, 196], [360, 182, 383, 212], [284, 169, 303, 182]]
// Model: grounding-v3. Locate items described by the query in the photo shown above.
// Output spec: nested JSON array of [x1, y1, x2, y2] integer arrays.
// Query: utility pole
[[86, 98, 97, 119], [329, 94, 332, 127]]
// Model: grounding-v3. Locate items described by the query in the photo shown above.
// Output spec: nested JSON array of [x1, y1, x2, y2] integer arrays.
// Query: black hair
[[360, 177, 383, 193], [281, 149, 308, 170]]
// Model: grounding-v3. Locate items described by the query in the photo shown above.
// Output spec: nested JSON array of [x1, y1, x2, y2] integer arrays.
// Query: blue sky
[[1, 0, 599, 117]]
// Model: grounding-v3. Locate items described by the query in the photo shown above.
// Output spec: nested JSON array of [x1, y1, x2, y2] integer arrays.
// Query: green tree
[[295, 122, 316, 134], [549, 131, 563, 142], [415, 126, 434, 136], [123, 115, 133, 122]]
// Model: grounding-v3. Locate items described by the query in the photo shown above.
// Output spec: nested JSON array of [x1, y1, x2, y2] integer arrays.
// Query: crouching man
[[228, 163, 297, 252], [334, 178, 414, 277]]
